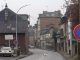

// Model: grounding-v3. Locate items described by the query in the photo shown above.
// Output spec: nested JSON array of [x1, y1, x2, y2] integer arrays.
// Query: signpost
[[73, 24, 80, 40], [13, 40, 18, 50], [73, 24, 80, 60], [13, 40, 18, 45]]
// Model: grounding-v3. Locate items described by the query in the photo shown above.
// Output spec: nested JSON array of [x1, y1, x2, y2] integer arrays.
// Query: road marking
[[39, 56, 44, 60], [43, 54, 47, 56], [39, 54, 48, 60]]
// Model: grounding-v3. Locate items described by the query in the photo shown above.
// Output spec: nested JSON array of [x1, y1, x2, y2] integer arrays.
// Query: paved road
[[19, 49, 65, 60]]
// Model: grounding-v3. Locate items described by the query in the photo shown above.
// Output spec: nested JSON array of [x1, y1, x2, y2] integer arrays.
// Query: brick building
[[37, 11, 62, 48], [0, 4, 29, 54]]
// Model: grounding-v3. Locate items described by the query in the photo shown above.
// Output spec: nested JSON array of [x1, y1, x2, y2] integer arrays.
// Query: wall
[[40, 18, 60, 30], [0, 33, 28, 54]]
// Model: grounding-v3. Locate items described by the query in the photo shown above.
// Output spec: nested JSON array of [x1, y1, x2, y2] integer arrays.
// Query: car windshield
[[1, 47, 11, 50]]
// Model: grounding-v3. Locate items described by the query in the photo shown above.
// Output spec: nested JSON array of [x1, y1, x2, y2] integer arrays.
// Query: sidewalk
[[58, 51, 73, 60], [14, 51, 33, 60]]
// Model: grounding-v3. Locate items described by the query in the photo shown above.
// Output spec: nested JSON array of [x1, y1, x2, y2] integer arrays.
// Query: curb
[[58, 51, 68, 60], [15, 52, 33, 60]]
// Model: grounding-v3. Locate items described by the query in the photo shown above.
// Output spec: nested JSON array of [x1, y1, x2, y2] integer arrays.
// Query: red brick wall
[[0, 33, 29, 54], [40, 17, 60, 30]]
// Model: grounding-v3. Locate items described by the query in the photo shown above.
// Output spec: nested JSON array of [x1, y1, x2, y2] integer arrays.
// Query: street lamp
[[16, 4, 31, 51]]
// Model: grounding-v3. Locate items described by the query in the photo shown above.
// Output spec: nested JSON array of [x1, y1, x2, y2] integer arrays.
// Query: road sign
[[13, 40, 18, 45], [73, 24, 80, 40], [5, 35, 13, 40]]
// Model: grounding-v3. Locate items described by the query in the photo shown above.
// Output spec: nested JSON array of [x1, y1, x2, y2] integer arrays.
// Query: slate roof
[[29, 28, 34, 36], [34, 24, 38, 28], [0, 7, 28, 33], [19, 14, 29, 20], [38, 11, 62, 19], [40, 28, 50, 35]]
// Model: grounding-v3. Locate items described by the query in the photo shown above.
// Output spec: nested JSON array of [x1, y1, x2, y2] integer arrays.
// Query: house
[[0, 4, 29, 54], [29, 26, 34, 46], [57, 2, 79, 56], [65, 3, 79, 56], [58, 16, 67, 52], [40, 23, 54, 49], [34, 24, 38, 47], [37, 11, 62, 48]]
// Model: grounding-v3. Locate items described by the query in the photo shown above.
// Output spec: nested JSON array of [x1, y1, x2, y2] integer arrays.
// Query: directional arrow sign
[[73, 24, 80, 40]]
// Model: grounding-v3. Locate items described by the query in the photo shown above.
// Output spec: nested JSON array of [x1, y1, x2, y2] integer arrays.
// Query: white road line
[[39, 54, 48, 60], [39, 56, 44, 60]]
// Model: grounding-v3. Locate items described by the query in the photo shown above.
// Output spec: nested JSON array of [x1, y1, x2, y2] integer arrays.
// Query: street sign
[[73, 24, 80, 40], [13, 40, 18, 45], [5, 35, 13, 40]]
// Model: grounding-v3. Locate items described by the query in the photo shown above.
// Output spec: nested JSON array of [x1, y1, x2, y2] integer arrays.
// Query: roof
[[38, 11, 62, 19], [45, 38, 54, 42], [19, 14, 29, 20], [0, 7, 28, 33], [29, 27, 34, 36], [34, 24, 38, 28], [40, 28, 50, 35], [59, 16, 67, 25]]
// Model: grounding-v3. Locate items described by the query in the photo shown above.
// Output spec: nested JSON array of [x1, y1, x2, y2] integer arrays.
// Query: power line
[[30, 16, 38, 21]]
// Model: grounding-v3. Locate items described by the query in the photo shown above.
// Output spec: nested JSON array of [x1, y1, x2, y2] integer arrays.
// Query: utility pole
[[79, 0, 80, 23], [78, 0, 80, 60]]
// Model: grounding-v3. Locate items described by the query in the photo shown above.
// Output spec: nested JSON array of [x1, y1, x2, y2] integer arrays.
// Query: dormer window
[[46, 14, 49, 16], [51, 14, 54, 16]]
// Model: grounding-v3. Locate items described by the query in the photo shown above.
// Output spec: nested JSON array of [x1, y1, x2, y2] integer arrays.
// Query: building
[[40, 24, 54, 49], [0, 4, 29, 54], [34, 24, 38, 47], [58, 16, 67, 52], [37, 10, 62, 48], [29, 26, 34, 46], [57, 1, 79, 57]]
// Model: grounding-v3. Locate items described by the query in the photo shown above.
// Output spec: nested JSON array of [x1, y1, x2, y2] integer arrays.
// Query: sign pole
[[77, 41, 79, 59], [9, 40, 10, 47], [73, 24, 80, 60]]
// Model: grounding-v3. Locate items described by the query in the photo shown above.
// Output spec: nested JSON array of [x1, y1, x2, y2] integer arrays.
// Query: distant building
[[37, 11, 62, 48], [29, 26, 34, 46], [34, 24, 38, 47]]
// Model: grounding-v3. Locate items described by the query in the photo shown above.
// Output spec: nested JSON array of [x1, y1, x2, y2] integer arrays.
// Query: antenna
[[4, 0, 6, 5], [46, 6, 48, 11]]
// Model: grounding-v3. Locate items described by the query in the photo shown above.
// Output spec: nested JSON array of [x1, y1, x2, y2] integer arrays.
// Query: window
[[51, 14, 54, 16], [60, 29, 63, 36], [46, 14, 49, 16]]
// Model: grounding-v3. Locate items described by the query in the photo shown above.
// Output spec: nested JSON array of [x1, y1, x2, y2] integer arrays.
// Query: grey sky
[[0, 0, 66, 26]]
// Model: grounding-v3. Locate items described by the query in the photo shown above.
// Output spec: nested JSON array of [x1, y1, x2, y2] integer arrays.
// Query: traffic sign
[[13, 40, 18, 45], [73, 24, 80, 40]]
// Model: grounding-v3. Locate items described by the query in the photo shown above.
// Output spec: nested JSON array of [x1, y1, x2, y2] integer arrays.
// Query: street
[[19, 49, 65, 60]]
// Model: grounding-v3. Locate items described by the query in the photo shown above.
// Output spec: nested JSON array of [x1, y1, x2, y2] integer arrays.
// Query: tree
[[65, 0, 79, 30], [52, 28, 58, 51]]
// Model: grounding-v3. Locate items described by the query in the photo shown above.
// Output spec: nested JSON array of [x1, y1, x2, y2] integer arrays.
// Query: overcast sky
[[0, 0, 66, 26]]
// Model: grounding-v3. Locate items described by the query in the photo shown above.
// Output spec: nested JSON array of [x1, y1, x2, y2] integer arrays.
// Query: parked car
[[0, 47, 14, 56], [29, 45, 34, 49]]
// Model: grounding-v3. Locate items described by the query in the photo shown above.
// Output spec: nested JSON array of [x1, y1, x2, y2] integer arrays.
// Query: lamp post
[[16, 4, 31, 55]]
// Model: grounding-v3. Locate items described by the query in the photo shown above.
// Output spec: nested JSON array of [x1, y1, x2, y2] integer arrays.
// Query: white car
[[0, 47, 14, 56], [29, 45, 34, 49]]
